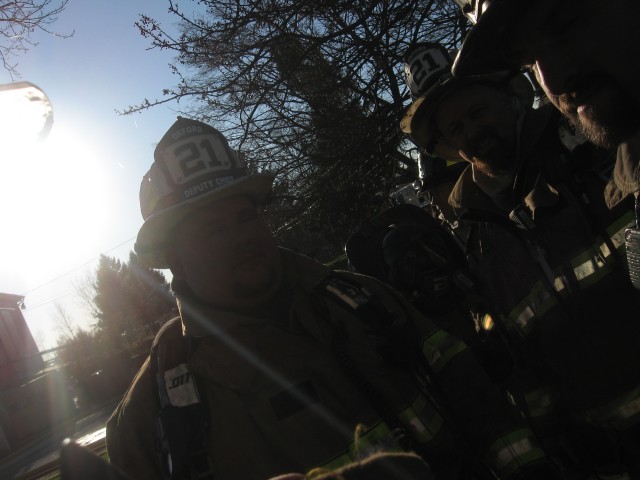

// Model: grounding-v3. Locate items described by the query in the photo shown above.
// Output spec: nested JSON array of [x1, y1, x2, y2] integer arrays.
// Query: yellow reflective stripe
[[485, 429, 545, 479], [506, 280, 558, 335], [397, 393, 443, 444], [481, 313, 495, 331], [583, 385, 640, 431], [421, 330, 468, 374], [505, 213, 633, 335], [571, 212, 635, 288], [318, 422, 402, 471], [570, 240, 612, 288]]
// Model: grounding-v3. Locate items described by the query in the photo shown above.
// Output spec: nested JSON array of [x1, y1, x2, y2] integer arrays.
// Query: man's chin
[[571, 109, 639, 149], [561, 87, 640, 148], [232, 262, 282, 299]]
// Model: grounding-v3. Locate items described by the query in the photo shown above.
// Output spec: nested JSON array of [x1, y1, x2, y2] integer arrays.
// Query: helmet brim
[[135, 173, 275, 269], [452, 0, 530, 77]]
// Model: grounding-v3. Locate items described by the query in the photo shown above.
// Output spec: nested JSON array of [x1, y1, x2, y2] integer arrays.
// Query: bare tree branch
[[0, 0, 73, 78]]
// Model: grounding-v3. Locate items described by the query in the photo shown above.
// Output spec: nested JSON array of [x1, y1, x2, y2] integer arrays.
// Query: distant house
[[0, 293, 49, 455], [0, 293, 44, 389]]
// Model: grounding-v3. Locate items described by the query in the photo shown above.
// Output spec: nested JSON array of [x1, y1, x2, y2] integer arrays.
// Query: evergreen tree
[[86, 253, 176, 350]]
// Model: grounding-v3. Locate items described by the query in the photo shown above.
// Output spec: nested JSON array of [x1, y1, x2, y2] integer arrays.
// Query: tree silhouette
[[80, 253, 176, 351], [126, 0, 466, 260]]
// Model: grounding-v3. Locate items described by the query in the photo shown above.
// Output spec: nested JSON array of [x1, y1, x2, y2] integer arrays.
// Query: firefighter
[[451, 0, 640, 288], [105, 117, 558, 480], [403, 38, 640, 478]]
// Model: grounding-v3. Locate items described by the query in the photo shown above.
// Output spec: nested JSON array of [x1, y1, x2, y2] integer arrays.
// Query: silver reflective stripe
[[584, 387, 640, 430], [515, 306, 535, 329], [407, 417, 427, 437], [421, 330, 467, 373], [573, 255, 600, 281], [572, 240, 614, 286], [609, 214, 635, 250], [494, 437, 536, 468], [598, 472, 632, 480], [607, 395, 640, 427], [524, 387, 557, 418], [398, 394, 443, 443], [553, 276, 565, 292], [507, 214, 632, 335], [511, 285, 555, 332]]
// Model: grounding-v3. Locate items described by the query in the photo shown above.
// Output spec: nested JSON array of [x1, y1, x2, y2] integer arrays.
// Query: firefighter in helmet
[[402, 36, 640, 478]]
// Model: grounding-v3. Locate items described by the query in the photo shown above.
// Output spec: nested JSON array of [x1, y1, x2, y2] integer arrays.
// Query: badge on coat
[[164, 363, 201, 407]]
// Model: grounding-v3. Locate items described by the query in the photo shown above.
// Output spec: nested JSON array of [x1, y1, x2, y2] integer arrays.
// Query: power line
[[25, 291, 75, 312], [20, 236, 137, 297]]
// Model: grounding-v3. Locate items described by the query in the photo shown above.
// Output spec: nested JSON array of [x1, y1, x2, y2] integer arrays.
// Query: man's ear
[[166, 246, 185, 281]]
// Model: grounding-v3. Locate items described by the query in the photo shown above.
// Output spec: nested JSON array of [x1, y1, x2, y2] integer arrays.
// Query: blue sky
[[0, 1, 201, 348]]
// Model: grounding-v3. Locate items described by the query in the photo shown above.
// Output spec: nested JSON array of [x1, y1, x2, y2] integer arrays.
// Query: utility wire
[[19, 236, 136, 297], [25, 291, 75, 312]]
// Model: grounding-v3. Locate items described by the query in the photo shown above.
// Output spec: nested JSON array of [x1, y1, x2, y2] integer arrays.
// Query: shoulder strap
[[150, 318, 214, 480]]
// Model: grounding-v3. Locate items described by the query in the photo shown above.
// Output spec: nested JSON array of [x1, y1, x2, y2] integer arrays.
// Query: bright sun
[[0, 120, 112, 287]]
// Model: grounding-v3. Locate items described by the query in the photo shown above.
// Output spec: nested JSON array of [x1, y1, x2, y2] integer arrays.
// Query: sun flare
[[0, 123, 113, 288]]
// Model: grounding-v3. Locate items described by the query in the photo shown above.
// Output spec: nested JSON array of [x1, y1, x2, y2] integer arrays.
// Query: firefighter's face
[[168, 195, 282, 308], [504, 0, 640, 148], [434, 83, 518, 177]]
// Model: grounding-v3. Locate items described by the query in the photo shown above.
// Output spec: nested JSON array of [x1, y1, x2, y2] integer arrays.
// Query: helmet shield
[[403, 43, 453, 99], [135, 117, 274, 268]]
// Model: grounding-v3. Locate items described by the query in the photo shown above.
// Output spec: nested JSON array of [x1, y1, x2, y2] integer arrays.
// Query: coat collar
[[174, 247, 331, 337]]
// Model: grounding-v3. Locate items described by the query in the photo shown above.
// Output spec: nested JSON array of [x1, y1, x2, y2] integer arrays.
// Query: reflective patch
[[501, 213, 633, 338], [494, 437, 536, 467], [164, 363, 200, 407], [421, 330, 468, 373], [397, 393, 443, 444], [584, 386, 640, 430], [486, 429, 545, 478], [507, 283, 557, 335], [524, 386, 558, 419], [599, 473, 632, 480], [481, 313, 494, 331], [515, 305, 535, 329], [608, 213, 636, 250]]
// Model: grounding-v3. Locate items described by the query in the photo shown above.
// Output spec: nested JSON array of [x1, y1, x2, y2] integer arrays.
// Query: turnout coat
[[448, 105, 640, 470], [106, 248, 549, 480]]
